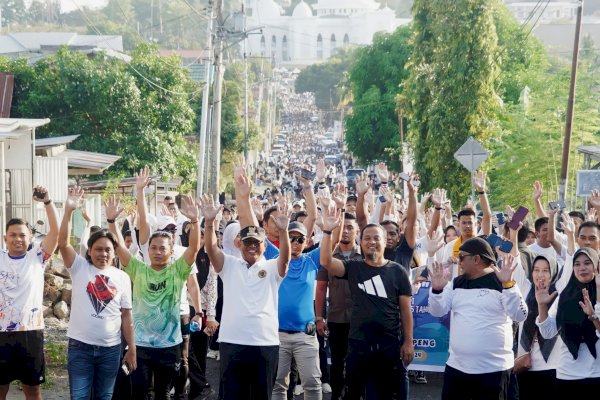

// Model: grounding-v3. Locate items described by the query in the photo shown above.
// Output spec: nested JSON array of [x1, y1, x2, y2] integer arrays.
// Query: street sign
[[576, 170, 600, 196], [454, 137, 488, 172]]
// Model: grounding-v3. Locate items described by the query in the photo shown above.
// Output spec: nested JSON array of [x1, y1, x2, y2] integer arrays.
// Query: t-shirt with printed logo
[[342, 259, 412, 343], [66, 255, 132, 347], [0, 243, 51, 332], [125, 257, 192, 348]]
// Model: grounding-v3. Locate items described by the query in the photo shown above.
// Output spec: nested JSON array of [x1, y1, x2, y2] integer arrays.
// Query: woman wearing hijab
[[536, 247, 600, 394], [516, 255, 560, 398]]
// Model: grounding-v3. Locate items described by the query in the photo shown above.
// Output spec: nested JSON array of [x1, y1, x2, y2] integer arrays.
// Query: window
[[282, 35, 288, 61], [260, 35, 265, 57], [331, 33, 337, 56], [343, 34, 350, 46]]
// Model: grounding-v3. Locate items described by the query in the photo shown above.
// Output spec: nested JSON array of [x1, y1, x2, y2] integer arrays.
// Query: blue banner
[[408, 280, 450, 372]]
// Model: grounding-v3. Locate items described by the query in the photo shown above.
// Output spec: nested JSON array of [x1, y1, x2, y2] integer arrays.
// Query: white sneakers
[[293, 384, 304, 396], [207, 349, 220, 360], [322, 383, 332, 393]]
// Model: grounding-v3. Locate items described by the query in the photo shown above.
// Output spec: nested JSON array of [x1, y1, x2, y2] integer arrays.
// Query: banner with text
[[408, 280, 450, 372]]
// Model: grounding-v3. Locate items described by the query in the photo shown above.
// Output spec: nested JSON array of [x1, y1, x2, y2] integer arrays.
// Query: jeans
[[272, 332, 322, 400], [67, 338, 122, 400], [220, 342, 279, 400], [131, 345, 181, 400], [173, 315, 190, 400]]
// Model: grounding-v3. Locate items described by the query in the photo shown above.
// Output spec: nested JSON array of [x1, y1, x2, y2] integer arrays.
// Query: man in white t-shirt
[[201, 165, 292, 400], [0, 186, 59, 400]]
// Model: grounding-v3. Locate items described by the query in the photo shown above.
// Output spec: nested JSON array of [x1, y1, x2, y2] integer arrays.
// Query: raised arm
[[33, 185, 59, 255], [135, 166, 152, 246], [299, 168, 318, 240], [319, 207, 346, 277], [474, 170, 492, 236], [403, 176, 419, 248], [58, 186, 85, 268], [532, 181, 547, 219], [428, 188, 447, 237], [355, 172, 371, 231], [104, 196, 131, 267], [559, 213, 576, 256], [270, 199, 292, 277], [179, 194, 201, 266], [200, 194, 225, 273], [547, 208, 564, 255], [234, 160, 258, 229]]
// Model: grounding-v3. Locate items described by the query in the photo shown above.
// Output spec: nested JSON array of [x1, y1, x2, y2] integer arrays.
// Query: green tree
[[344, 27, 412, 170], [402, 0, 501, 203]]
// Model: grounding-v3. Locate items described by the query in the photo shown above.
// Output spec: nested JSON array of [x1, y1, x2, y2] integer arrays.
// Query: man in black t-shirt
[[320, 217, 414, 400]]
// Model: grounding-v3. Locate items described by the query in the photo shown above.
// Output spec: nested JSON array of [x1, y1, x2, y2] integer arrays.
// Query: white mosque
[[245, 0, 411, 64]]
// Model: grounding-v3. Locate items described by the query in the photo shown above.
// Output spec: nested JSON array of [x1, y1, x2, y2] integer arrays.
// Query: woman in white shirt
[[516, 255, 560, 398], [536, 247, 600, 395]]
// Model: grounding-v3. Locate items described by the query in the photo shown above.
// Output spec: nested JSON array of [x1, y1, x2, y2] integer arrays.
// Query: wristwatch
[[195, 311, 204, 318], [589, 313, 600, 321], [502, 280, 516, 289]]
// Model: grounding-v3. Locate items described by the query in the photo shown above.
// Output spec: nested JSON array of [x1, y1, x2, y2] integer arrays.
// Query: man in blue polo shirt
[[272, 221, 324, 400]]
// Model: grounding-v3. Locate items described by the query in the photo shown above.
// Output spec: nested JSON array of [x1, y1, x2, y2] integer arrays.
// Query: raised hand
[[430, 261, 450, 291], [465, 198, 476, 212], [579, 288, 596, 318], [251, 197, 264, 219], [179, 194, 199, 221], [430, 188, 448, 208], [317, 190, 333, 211], [426, 230, 444, 257], [135, 166, 151, 191], [315, 159, 327, 182], [331, 183, 348, 210], [322, 206, 342, 232], [491, 254, 517, 284], [473, 170, 486, 192], [532, 181, 543, 201], [590, 189, 600, 210], [271, 199, 292, 231], [233, 155, 246, 181], [65, 186, 84, 211], [560, 212, 575, 235], [234, 172, 253, 198], [587, 208, 597, 222], [379, 185, 394, 203], [32, 185, 50, 203], [199, 194, 222, 223], [104, 195, 124, 221], [535, 283, 558, 306], [355, 172, 370, 196], [377, 162, 389, 183]]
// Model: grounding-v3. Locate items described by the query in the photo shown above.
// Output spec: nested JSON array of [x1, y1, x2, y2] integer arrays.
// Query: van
[[346, 168, 365, 191], [324, 155, 340, 165]]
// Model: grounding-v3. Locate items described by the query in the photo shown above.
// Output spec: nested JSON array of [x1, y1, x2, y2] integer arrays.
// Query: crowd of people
[[1, 88, 600, 400]]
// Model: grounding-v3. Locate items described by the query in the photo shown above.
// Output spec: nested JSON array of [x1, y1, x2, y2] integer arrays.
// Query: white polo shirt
[[218, 254, 283, 346]]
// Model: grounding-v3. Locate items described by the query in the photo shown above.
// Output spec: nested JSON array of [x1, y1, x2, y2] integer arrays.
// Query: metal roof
[[0, 118, 50, 138], [578, 145, 600, 161], [58, 149, 121, 175], [79, 175, 182, 191], [35, 135, 80, 149]]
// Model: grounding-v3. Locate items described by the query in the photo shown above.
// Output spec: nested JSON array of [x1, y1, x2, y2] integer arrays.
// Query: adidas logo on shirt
[[358, 275, 388, 298]]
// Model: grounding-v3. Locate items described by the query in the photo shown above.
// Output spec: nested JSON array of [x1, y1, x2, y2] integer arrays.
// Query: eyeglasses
[[290, 236, 306, 244], [458, 253, 475, 262]]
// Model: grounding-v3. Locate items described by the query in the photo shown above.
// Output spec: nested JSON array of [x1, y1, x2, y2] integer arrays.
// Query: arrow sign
[[454, 137, 488, 172]]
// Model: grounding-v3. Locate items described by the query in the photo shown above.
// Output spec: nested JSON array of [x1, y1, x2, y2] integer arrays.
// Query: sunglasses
[[458, 253, 475, 262], [290, 236, 306, 244]]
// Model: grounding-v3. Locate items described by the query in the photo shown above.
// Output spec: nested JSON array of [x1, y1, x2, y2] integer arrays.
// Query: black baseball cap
[[288, 221, 307, 236]]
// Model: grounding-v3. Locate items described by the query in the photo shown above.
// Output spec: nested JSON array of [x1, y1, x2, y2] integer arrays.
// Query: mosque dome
[[292, 1, 314, 18]]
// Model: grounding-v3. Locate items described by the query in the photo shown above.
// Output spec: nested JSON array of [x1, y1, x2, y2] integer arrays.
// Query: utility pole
[[210, 0, 225, 199], [243, 3, 249, 160], [559, 0, 584, 203], [196, 4, 214, 198]]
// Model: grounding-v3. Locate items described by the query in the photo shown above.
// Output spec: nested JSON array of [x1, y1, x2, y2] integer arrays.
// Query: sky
[[60, 0, 108, 13]]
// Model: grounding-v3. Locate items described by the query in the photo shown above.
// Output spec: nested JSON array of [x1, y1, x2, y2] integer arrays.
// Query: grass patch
[[43, 340, 67, 388]]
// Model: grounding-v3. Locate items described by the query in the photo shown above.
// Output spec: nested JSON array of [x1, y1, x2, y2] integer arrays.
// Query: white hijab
[[222, 221, 241, 258]]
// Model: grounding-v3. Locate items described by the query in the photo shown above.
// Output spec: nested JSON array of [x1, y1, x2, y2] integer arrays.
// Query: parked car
[[346, 168, 365, 191]]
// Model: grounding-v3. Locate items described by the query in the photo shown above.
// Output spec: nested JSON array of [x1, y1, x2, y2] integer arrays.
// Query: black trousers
[[317, 333, 330, 384], [345, 339, 409, 400], [188, 328, 210, 399], [441, 364, 510, 400], [131, 345, 181, 400], [220, 342, 279, 400], [556, 376, 600, 397], [328, 322, 350, 400], [517, 369, 556, 399]]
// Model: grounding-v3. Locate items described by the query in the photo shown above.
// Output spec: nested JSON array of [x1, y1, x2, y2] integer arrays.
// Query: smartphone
[[379, 195, 386, 202], [487, 233, 500, 247], [398, 172, 410, 181], [496, 212, 505, 225], [121, 362, 130, 375], [507, 206, 529, 230], [549, 201, 567, 211], [299, 168, 316, 181], [498, 240, 513, 253], [33, 189, 45, 200]]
